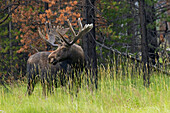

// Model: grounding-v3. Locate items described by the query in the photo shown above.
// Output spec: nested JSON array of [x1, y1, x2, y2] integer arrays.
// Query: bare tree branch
[[0, 2, 20, 24], [89, 32, 170, 75], [0, 1, 20, 13]]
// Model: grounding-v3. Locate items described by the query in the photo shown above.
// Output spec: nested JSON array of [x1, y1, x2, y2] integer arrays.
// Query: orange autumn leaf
[[45, 34, 48, 40], [42, 0, 48, 2], [73, 12, 77, 16], [64, 16, 68, 21], [28, 53, 32, 57], [69, 1, 73, 4], [17, 48, 24, 53], [51, 1, 55, 5], [54, 12, 57, 15], [48, 50, 54, 52], [61, 21, 64, 25], [42, 13, 46, 17], [77, 13, 81, 17], [42, 18, 46, 23], [72, 16, 76, 21], [31, 26, 35, 29], [76, 39, 80, 44], [39, 14, 43, 19], [49, 4, 53, 7], [62, 9, 66, 13], [72, 22, 77, 26], [160, 34, 164, 42], [64, 2, 68, 5], [60, 13, 64, 17], [64, 35, 69, 38], [43, 27, 47, 33], [66, 6, 71, 11], [16, 36, 19, 39], [47, 13, 51, 18], [69, 7, 73, 10], [55, 19, 59, 23], [73, 1, 78, 5]]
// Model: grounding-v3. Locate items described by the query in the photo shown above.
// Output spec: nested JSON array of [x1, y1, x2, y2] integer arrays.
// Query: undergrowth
[[0, 65, 169, 113]]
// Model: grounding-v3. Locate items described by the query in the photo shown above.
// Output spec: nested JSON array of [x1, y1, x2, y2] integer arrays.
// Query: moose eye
[[62, 48, 67, 52]]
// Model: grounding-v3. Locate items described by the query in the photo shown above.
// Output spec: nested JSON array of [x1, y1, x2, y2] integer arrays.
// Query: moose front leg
[[41, 77, 48, 97], [66, 69, 81, 95], [27, 78, 35, 95], [41, 72, 55, 97], [27, 71, 37, 95]]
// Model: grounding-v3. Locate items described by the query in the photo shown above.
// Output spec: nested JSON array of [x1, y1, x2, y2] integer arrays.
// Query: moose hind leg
[[27, 77, 35, 95]]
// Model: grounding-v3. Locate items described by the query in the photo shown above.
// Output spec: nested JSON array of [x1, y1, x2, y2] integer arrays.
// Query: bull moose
[[27, 18, 93, 96]]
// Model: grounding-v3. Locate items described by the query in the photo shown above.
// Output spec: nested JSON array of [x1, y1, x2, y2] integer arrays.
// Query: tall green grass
[[0, 65, 169, 113]]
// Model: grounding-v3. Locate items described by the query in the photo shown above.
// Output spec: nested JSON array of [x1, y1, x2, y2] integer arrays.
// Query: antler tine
[[67, 19, 76, 37], [49, 24, 69, 44], [45, 21, 59, 44], [45, 21, 65, 44], [55, 30, 71, 46], [45, 21, 49, 34], [38, 27, 59, 47], [48, 20, 52, 30], [40, 18, 93, 47], [51, 25, 62, 44], [67, 18, 93, 45], [78, 18, 83, 32], [55, 25, 69, 36]]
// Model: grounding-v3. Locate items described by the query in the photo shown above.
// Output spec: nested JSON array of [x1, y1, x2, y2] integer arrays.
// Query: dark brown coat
[[27, 52, 71, 95], [48, 43, 85, 69]]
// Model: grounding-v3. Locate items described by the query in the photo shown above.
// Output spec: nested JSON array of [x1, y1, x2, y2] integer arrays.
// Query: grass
[[0, 65, 169, 113]]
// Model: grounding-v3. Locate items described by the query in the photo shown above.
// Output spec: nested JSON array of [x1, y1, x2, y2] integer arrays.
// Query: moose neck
[[69, 44, 85, 67]]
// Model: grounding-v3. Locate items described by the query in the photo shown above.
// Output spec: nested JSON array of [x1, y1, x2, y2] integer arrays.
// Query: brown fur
[[48, 43, 85, 68], [48, 43, 86, 92], [27, 52, 70, 96]]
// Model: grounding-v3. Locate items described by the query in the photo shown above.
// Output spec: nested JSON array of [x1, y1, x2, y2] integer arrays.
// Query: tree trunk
[[82, 0, 98, 89], [146, 1, 158, 66], [8, 0, 13, 75], [44, 2, 51, 51], [139, 0, 150, 86], [127, 0, 137, 53]]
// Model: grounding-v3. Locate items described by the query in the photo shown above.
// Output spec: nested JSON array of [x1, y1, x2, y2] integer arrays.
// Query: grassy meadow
[[0, 65, 169, 113]]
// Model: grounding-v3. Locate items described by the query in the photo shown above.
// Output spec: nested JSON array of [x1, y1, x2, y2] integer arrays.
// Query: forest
[[0, 0, 170, 112]]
